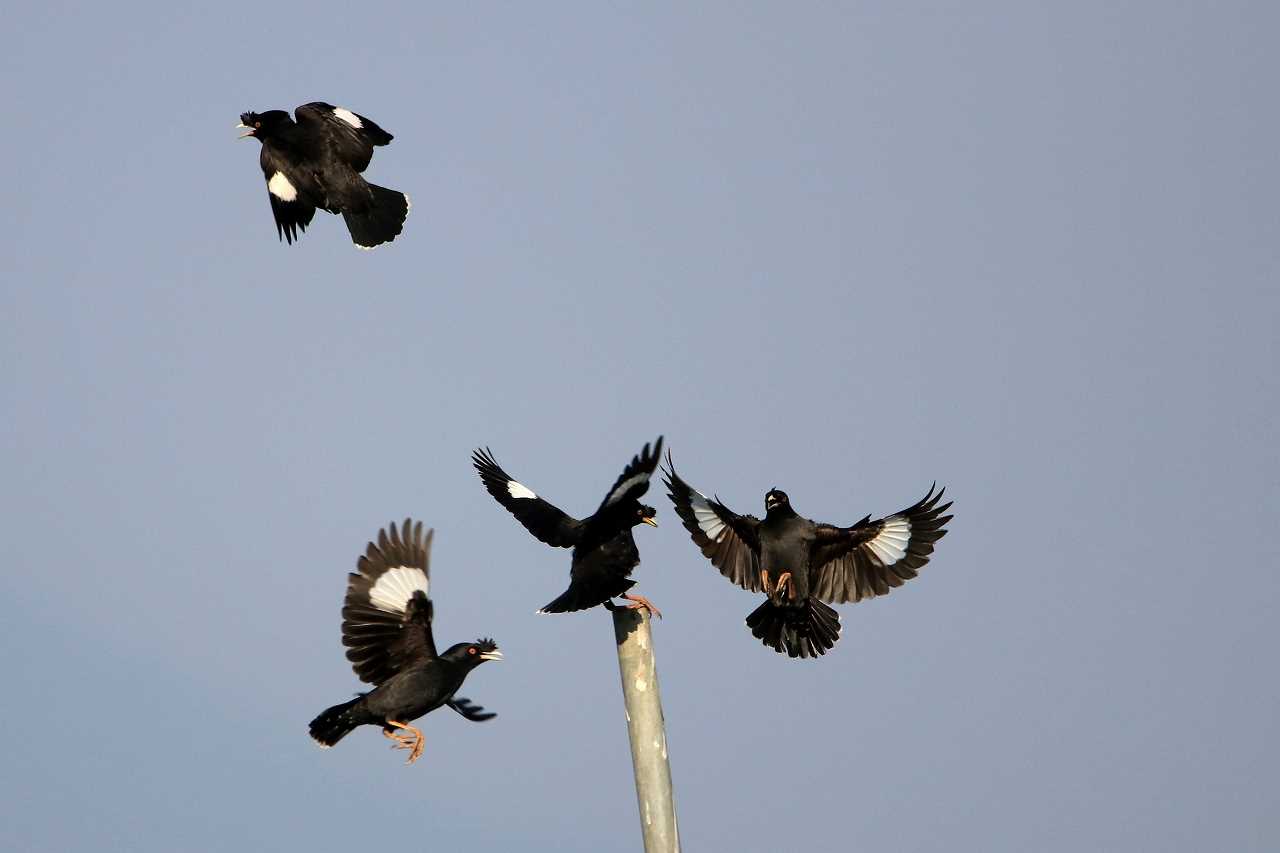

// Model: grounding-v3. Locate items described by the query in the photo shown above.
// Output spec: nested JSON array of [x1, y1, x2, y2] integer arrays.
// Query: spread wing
[[294, 102, 393, 172], [810, 485, 953, 604], [663, 453, 763, 592], [472, 448, 584, 548], [259, 147, 316, 244], [341, 519, 437, 685], [596, 436, 663, 510], [448, 696, 497, 722]]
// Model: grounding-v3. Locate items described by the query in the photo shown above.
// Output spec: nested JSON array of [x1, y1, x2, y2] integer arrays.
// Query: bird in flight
[[309, 520, 501, 764], [238, 102, 410, 248], [663, 453, 952, 658], [473, 437, 664, 617]]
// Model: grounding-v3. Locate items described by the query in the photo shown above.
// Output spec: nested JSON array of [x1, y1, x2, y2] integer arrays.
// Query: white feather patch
[[333, 107, 363, 128], [606, 472, 650, 505], [507, 480, 537, 500], [865, 517, 911, 565], [368, 566, 428, 613], [267, 171, 297, 202], [690, 490, 727, 542]]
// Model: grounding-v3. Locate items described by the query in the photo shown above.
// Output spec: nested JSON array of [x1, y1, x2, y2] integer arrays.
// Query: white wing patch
[[865, 517, 911, 565], [690, 490, 727, 542], [267, 171, 297, 202], [333, 107, 363, 128], [369, 566, 428, 613], [507, 480, 537, 500], [605, 472, 650, 505]]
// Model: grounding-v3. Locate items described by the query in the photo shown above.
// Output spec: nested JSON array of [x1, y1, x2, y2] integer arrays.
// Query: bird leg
[[774, 572, 795, 600], [384, 720, 425, 765], [760, 569, 771, 593], [622, 593, 662, 620]]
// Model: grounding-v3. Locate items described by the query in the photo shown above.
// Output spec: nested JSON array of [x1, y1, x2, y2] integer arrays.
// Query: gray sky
[[3, 3, 1277, 851]]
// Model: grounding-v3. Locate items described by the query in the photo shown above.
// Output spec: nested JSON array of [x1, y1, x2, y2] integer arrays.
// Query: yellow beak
[[642, 517, 658, 527]]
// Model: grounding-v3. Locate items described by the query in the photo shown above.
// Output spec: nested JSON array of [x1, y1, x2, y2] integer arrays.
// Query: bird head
[[237, 109, 290, 141], [765, 488, 791, 514], [443, 638, 503, 668], [634, 503, 659, 528]]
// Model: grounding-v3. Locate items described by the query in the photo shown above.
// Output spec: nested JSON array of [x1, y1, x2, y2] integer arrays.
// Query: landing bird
[[308, 520, 501, 764], [663, 453, 952, 659], [472, 437, 664, 617], [238, 102, 410, 248]]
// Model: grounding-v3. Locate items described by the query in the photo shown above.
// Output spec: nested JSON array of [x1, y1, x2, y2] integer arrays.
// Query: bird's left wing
[[294, 102, 393, 172], [341, 519, 438, 685], [259, 147, 316, 244], [662, 453, 764, 592], [596, 436, 664, 510], [448, 696, 497, 722], [472, 448, 584, 548], [809, 485, 953, 604]]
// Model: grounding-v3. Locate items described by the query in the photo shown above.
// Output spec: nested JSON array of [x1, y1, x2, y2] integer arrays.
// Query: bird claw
[[760, 569, 771, 593], [775, 572, 794, 600], [623, 593, 662, 619], [383, 721, 425, 765]]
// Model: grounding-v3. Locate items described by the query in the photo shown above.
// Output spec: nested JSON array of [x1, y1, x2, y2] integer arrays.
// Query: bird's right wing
[[341, 520, 438, 685], [448, 696, 497, 722], [662, 453, 764, 592], [294, 102, 393, 172], [472, 448, 584, 548]]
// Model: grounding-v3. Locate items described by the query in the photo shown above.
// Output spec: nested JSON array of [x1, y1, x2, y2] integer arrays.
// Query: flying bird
[[663, 454, 952, 659], [472, 437, 664, 617], [238, 102, 410, 248], [308, 519, 501, 764]]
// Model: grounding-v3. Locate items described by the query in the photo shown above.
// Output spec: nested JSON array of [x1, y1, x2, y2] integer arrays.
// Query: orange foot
[[384, 720, 425, 765], [775, 571, 794, 600], [623, 593, 662, 620], [760, 569, 771, 593]]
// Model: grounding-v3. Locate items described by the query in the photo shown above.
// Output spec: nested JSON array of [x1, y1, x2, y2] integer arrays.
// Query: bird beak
[[642, 516, 658, 527], [479, 649, 503, 662], [236, 122, 254, 139]]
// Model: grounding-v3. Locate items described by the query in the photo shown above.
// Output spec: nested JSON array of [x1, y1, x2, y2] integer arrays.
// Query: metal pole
[[611, 608, 680, 853]]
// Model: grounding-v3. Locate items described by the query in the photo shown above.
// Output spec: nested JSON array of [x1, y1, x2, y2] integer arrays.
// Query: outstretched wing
[[472, 448, 584, 548], [294, 102, 394, 172], [341, 519, 437, 685], [448, 696, 497, 722], [662, 453, 764, 592], [596, 436, 663, 510], [809, 485, 953, 604], [259, 147, 316, 244]]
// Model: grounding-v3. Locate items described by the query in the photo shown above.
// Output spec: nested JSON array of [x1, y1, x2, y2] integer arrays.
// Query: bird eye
[[254, 121, 261, 128], [468, 647, 476, 655]]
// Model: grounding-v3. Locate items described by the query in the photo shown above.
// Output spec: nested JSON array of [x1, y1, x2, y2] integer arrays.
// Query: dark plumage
[[238, 102, 409, 248], [308, 520, 501, 764], [663, 453, 953, 659], [472, 438, 664, 616]]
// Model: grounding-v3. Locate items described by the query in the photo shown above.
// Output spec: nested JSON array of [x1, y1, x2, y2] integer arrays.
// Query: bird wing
[[341, 519, 438, 685], [596, 436, 663, 510], [448, 696, 497, 722], [662, 453, 764, 592], [809, 485, 953, 604], [258, 147, 316, 244], [294, 102, 393, 173], [472, 448, 584, 548]]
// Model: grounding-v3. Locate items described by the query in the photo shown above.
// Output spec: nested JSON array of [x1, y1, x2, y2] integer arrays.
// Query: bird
[[663, 453, 952, 659], [237, 102, 410, 249], [472, 437, 664, 617], [308, 519, 501, 764]]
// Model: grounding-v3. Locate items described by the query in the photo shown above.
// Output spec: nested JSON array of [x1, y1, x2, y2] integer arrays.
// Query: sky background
[[3, 3, 1277, 851]]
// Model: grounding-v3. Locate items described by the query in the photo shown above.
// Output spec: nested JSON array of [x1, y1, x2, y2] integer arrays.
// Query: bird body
[[238, 103, 409, 248], [308, 520, 500, 764], [664, 456, 953, 659], [473, 438, 663, 616]]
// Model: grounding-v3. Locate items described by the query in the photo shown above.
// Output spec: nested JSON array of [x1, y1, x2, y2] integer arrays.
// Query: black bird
[[472, 438, 664, 616], [663, 454, 952, 659], [238, 102, 410, 248], [308, 519, 501, 764]]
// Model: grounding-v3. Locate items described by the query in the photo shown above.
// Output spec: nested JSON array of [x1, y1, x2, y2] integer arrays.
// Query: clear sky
[[3, 3, 1277, 851]]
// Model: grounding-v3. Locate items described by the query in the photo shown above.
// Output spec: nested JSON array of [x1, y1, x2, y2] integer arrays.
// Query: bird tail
[[308, 696, 367, 747], [537, 577, 637, 614], [745, 598, 841, 659], [342, 184, 410, 249]]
